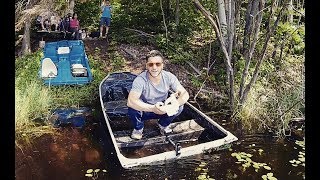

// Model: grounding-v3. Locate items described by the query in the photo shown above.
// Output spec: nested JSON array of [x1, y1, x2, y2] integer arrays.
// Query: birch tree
[[193, 0, 236, 110], [239, 0, 265, 100], [193, 0, 288, 112], [175, 0, 180, 26]]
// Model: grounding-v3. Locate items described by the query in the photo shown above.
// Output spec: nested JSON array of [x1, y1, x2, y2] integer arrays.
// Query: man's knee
[[128, 107, 142, 117]]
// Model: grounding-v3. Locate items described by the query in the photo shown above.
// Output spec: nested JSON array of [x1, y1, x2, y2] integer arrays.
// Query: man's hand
[[154, 102, 166, 115]]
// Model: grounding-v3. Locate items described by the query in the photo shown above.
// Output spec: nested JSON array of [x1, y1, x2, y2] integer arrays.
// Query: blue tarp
[[51, 107, 92, 128]]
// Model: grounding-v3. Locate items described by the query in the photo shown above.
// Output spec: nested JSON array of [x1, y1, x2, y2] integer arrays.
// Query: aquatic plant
[[194, 162, 215, 180], [262, 172, 277, 180], [231, 151, 275, 178], [85, 168, 107, 179], [288, 140, 305, 178]]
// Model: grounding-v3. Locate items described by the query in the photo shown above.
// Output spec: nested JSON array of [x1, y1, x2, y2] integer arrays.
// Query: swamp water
[[15, 108, 305, 180]]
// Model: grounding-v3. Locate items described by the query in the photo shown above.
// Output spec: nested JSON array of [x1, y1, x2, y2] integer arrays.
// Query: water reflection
[[95, 116, 305, 180], [15, 109, 305, 180]]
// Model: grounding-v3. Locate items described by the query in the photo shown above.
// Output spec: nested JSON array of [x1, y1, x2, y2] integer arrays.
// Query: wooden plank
[[36, 30, 66, 34], [114, 119, 204, 148]]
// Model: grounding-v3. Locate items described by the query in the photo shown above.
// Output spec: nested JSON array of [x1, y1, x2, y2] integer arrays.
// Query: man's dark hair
[[146, 50, 164, 62]]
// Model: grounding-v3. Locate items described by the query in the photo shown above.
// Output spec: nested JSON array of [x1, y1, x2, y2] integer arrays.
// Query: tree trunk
[[165, 0, 170, 18], [226, 0, 235, 58], [175, 0, 180, 26], [288, 0, 293, 23], [233, 1, 242, 51], [248, 0, 264, 60], [20, 18, 32, 56], [242, 0, 253, 54], [19, 0, 37, 56], [160, 0, 168, 49], [240, 1, 285, 104], [217, 0, 228, 43], [69, 0, 75, 14], [239, 0, 264, 99]]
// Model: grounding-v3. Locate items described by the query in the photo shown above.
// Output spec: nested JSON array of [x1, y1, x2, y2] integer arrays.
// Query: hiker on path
[[100, 0, 112, 38]]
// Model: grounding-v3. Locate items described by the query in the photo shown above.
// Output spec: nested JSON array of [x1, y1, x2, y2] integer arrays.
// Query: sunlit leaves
[[194, 162, 215, 180], [289, 140, 305, 169], [85, 168, 107, 178], [262, 172, 277, 180], [85, 173, 93, 177], [86, 169, 93, 173], [231, 151, 276, 178]]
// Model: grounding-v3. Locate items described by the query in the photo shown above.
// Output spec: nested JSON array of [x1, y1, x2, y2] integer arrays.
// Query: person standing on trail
[[127, 50, 190, 140], [100, 0, 112, 38]]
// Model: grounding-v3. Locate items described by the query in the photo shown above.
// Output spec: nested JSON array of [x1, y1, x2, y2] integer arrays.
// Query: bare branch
[[194, 78, 207, 101], [160, 0, 168, 48]]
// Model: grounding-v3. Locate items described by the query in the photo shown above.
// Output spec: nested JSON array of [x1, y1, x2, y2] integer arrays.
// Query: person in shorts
[[99, 0, 112, 38]]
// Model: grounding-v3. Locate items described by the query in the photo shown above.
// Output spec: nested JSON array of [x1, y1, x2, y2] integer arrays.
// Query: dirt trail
[[83, 38, 196, 96]]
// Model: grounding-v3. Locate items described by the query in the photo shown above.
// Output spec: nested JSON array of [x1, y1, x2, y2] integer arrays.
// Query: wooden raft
[[114, 119, 205, 148]]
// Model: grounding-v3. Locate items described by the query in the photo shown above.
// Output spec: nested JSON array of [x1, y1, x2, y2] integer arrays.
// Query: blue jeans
[[128, 106, 184, 130], [69, 27, 80, 40]]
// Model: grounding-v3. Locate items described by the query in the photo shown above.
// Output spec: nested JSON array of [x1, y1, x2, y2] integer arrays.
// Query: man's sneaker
[[158, 124, 173, 135], [131, 128, 143, 140]]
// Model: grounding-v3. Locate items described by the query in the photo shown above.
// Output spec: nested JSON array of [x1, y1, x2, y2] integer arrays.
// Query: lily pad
[[258, 149, 264, 152], [195, 168, 202, 171], [231, 153, 237, 157], [267, 173, 273, 177], [86, 169, 93, 173], [197, 174, 207, 179], [263, 166, 271, 170], [85, 174, 93, 177]]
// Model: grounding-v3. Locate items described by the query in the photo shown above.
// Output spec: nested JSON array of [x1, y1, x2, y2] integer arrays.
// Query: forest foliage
[[15, 0, 305, 138]]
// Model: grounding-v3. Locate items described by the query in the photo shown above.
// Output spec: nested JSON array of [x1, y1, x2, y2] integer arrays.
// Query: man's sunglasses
[[147, 62, 163, 67]]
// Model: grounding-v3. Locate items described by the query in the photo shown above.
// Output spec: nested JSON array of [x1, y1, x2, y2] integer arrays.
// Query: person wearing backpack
[[99, 0, 112, 38]]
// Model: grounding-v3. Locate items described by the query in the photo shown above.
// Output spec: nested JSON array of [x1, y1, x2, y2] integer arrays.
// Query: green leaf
[[263, 166, 271, 170], [86, 169, 93, 173], [85, 174, 93, 177]]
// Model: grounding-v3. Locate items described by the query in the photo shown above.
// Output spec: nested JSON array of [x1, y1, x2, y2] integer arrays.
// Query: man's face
[[146, 56, 163, 77]]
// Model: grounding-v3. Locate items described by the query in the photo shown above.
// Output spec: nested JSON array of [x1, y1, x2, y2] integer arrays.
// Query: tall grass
[[15, 81, 55, 145], [235, 55, 305, 138]]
